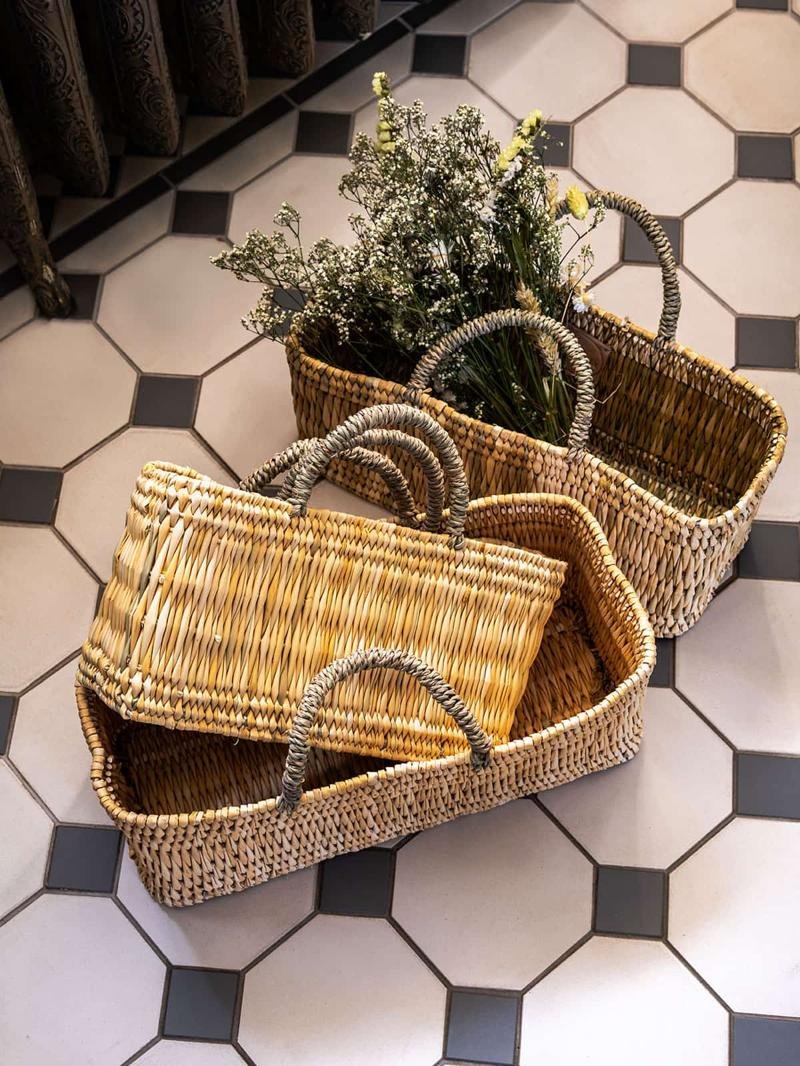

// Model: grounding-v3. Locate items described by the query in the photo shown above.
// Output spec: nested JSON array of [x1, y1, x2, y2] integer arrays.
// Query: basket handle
[[405, 310, 595, 452], [284, 404, 470, 547], [241, 437, 420, 528], [277, 647, 492, 813], [555, 189, 680, 342], [243, 429, 447, 534]]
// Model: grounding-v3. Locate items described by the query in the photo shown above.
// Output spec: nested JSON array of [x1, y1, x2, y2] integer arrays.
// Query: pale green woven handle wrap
[[243, 428, 447, 534], [555, 189, 681, 342], [286, 404, 471, 547], [278, 647, 493, 813], [406, 309, 595, 451]]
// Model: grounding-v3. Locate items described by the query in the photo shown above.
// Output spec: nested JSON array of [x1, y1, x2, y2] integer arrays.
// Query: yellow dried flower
[[372, 71, 390, 98], [565, 185, 589, 220], [494, 155, 510, 174], [521, 108, 542, 135], [380, 140, 397, 153]]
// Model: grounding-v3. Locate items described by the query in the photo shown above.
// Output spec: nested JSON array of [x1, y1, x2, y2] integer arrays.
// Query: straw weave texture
[[78, 462, 565, 761], [77, 493, 655, 907]]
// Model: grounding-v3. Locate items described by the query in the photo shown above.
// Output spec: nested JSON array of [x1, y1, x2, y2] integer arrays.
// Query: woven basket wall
[[77, 493, 655, 907], [78, 451, 565, 763]]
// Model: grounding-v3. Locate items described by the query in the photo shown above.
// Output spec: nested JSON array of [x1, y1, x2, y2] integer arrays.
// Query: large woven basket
[[78, 404, 565, 763], [288, 191, 787, 636], [77, 492, 655, 906]]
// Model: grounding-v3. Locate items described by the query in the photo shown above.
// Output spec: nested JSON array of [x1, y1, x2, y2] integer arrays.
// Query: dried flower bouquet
[[213, 73, 601, 446]]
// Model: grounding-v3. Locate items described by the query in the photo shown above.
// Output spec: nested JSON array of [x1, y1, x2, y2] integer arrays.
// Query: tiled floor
[[1, 1, 799, 1064]]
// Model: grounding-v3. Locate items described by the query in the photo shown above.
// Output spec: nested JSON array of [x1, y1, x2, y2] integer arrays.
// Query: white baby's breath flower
[[572, 289, 595, 314]]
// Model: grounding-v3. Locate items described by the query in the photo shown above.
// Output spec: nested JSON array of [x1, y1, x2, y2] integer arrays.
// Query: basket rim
[[77, 491, 656, 831], [286, 305, 788, 532]]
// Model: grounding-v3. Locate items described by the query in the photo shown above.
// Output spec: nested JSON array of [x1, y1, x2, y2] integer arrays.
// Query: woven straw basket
[[78, 403, 565, 763], [77, 491, 655, 906], [287, 191, 787, 636]]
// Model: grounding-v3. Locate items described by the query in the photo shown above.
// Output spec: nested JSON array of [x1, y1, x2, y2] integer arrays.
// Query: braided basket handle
[[406, 310, 595, 451], [277, 647, 493, 813], [286, 404, 470, 547], [241, 437, 421, 529], [555, 189, 680, 342]]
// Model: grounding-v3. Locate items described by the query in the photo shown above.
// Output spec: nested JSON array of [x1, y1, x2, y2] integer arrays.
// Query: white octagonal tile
[[520, 937, 728, 1066], [0, 762, 51, 918], [684, 182, 800, 317], [573, 88, 733, 216], [470, 4, 626, 122], [0, 895, 164, 1066], [393, 800, 592, 989], [582, 0, 730, 42], [0, 285, 35, 342], [58, 194, 174, 273], [239, 914, 446, 1066], [0, 527, 97, 691], [56, 427, 232, 583], [735, 368, 799, 523], [593, 266, 735, 367], [354, 75, 516, 146], [180, 111, 297, 193], [135, 1041, 245, 1065], [670, 818, 800, 1015], [195, 339, 297, 478], [117, 852, 315, 969], [10, 655, 100, 824], [98, 236, 253, 374], [677, 579, 800, 753], [0, 320, 135, 466], [229, 154, 353, 247], [685, 10, 800, 133], [540, 688, 732, 869], [303, 36, 412, 113]]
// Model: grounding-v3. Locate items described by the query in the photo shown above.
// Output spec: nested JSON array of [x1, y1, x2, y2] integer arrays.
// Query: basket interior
[[573, 312, 780, 518], [85, 499, 642, 818]]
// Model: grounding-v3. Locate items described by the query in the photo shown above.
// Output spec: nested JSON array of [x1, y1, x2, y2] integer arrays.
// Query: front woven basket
[[287, 191, 787, 636], [77, 493, 655, 907], [78, 405, 565, 763]]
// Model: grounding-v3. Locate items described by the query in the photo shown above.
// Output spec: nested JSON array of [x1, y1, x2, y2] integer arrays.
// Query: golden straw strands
[[78, 405, 566, 762], [287, 192, 786, 636], [77, 493, 655, 907]]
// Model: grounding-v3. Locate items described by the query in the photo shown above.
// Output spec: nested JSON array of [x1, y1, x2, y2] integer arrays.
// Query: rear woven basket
[[287, 191, 787, 636], [77, 492, 655, 907], [78, 405, 565, 762]]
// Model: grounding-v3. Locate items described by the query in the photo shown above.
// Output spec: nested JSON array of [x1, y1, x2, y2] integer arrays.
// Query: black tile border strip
[[0, 1, 460, 301]]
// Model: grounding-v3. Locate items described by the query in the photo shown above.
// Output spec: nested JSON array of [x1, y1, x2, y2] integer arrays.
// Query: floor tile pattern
[[1, 1, 799, 1063]]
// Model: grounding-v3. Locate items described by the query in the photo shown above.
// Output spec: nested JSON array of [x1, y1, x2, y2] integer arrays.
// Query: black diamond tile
[[295, 110, 352, 155], [133, 375, 200, 428], [0, 467, 62, 524], [412, 33, 467, 75], [737, 753, 800, 819], [737, 135, 794, 180], [735, 317, 797, 369], [738, 522, 800, 581], [46, 825, 122, 893], [623, 216, 682, 264], [628, 44, 682, 87], [163, 968, 240, 1041], [0, 694, 17, 754], [62, 273, 101, 319], [594, 866, 666, 938], [446, 989, 518, 1066], [541, 123, 571, 167], [733, 1014, 800, 1066], [171, 190, 230, 235], [736, 0, 788, 9], [318, 848, 394, 916], [649, 637, 674, 688]]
